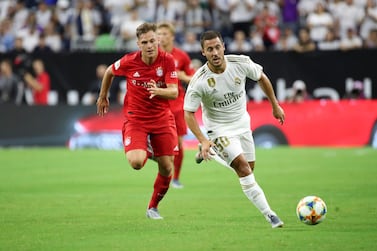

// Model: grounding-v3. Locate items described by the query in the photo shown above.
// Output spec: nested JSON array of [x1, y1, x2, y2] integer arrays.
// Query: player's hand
[[201, 139, 216, 161], [96, 96, 110, 116], [147, 79, 158, 99], [273, 105, 285, 125]]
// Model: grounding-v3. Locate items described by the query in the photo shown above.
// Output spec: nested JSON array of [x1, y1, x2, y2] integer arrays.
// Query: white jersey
[[184, 54, 262, 138]]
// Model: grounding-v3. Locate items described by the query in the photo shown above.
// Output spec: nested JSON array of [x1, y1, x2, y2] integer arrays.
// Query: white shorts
[[210, 131, 256, 166]]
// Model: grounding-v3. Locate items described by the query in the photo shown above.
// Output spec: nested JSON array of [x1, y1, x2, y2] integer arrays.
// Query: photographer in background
[[287, 80, 311, 103]]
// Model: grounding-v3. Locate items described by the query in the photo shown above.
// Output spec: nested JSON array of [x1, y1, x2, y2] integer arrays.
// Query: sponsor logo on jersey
[[170, 71, 177, 78], [207, 77, 216, 87], [156, 66, 163, 77]]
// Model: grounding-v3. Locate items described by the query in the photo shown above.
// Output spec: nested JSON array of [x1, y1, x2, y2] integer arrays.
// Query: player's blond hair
[[157, 22, 175, 35]]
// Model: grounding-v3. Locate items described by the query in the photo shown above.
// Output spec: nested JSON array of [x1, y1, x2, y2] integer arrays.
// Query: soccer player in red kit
[[96, 22, 179, 220], [157, 22, 195, 189]]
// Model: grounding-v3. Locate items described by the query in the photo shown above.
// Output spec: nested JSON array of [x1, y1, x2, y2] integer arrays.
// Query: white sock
[[239, 173, 273, 216]]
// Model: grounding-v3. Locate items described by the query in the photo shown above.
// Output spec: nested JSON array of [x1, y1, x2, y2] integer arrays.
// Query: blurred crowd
[[0, 0, 377, 53]]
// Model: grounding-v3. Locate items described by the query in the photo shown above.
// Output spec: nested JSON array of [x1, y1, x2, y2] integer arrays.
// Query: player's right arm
[[184, 110, 214, 161], [96, 65, 115, 116]]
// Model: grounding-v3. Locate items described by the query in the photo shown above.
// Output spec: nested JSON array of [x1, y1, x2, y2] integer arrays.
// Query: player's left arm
[[258, 72, 285, 125]]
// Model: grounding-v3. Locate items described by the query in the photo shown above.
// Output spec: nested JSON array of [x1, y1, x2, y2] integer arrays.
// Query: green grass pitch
[[1, 147, 377, 251]]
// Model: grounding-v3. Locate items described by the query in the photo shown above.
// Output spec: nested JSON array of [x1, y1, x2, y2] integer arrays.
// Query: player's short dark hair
[[136, 22, 157, 39], [200, 30, 224, 48]]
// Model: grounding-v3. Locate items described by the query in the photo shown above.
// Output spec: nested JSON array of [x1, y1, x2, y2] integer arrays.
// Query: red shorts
[[173, 109, 187, 136], [122, 113, 178, 157]]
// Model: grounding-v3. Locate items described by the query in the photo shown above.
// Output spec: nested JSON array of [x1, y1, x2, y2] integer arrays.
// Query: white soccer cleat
[[265, 213, 284, 228], [146, 207, 163, 220]]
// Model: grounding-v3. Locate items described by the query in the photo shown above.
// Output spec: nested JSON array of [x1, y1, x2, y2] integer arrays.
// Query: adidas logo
[[133, 72, 140, 77]]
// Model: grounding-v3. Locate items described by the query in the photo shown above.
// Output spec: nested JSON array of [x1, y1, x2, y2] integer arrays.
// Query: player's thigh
[[122, 121, 148, 152], [150, 127, 178, 157], [213, 132, 255, 165], [173, 109, 187, 136], [240, 131, 256, 162]]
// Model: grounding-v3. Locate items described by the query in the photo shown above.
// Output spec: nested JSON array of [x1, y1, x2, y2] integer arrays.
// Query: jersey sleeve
[[183, 74, 202, 112], [112, 55, 128, 76], [244, 56, 263, 81]]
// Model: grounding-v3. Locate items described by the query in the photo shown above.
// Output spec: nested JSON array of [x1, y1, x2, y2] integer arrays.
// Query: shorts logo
[[207, 77, 216, 87], [156, 66, 163, 77], [124, 136, 131, 146]]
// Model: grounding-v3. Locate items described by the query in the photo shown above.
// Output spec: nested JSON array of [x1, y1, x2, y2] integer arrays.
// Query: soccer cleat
[[146, 207, 163, 220], [265, 214, 284, 228], [195, 144, 203, 164], [171, 179, 184, 189]]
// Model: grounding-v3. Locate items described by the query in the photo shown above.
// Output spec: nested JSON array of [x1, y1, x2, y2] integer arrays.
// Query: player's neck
[[141, 54, 158, 65], [207, 61, 226, 74], [160, 44, 173, 53]]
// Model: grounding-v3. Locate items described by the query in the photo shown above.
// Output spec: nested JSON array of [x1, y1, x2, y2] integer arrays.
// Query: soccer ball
[[296, 195, 327, 225]]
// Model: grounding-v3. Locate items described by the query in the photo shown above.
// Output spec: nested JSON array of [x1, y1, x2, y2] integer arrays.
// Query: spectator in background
[[10, 0, 29, 33], [0, 59, 23, 105], [306, 2, 334, 43], [0, 18, 14, 52], [229, 0, 256, 38], [274, 26, 298, 51], [293, 27, 316, 52], [24, 59, 50, 105], [16, 12, 41, 52], [364, 28, 377, 48], [119, 7, 144, 52], [317, 29, 341, 50], [360, 0, 377, 41], [228, 29, 252, 52], [344, 81, 365, 99], [254, 4, 280, 50], [278, 0, 299, 34], [340, 27, 363, 50], [249, 28, 265, 51], [287, 80, 311, 103], [183, 0, 212, 40], [44, 22, 62, 52], [181, 31, 202, 52], [33, 34, 53, 53], [35, 1, 52, 30], [334, 0, 364, 40]]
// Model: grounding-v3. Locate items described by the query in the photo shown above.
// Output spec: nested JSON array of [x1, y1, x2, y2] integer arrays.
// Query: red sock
[[173, 147, 184, 180], [148, 173, 172, 209]]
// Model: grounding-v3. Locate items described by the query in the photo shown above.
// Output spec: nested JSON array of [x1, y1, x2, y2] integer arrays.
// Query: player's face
[[157, 27, 173, 48], [137, 30, 159, 59], [201, 37, 225, 73]]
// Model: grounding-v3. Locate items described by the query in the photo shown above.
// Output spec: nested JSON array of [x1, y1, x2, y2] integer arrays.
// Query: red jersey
[[112, 49, 178, 121], [33, 72, 50, 105], [168, 47, 195, 112]]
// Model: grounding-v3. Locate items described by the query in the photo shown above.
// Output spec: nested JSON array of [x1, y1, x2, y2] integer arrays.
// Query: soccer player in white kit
[[184, 30, 285, 228]]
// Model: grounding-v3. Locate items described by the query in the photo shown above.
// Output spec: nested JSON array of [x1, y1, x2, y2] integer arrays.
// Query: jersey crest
[[207, 77, 216, 88], [235, 77, 241, 85], [156, 66, 163, 77]]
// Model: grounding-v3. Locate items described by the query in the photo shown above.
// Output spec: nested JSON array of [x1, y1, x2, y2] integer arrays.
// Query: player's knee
[[128, 159, 145, 170]]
